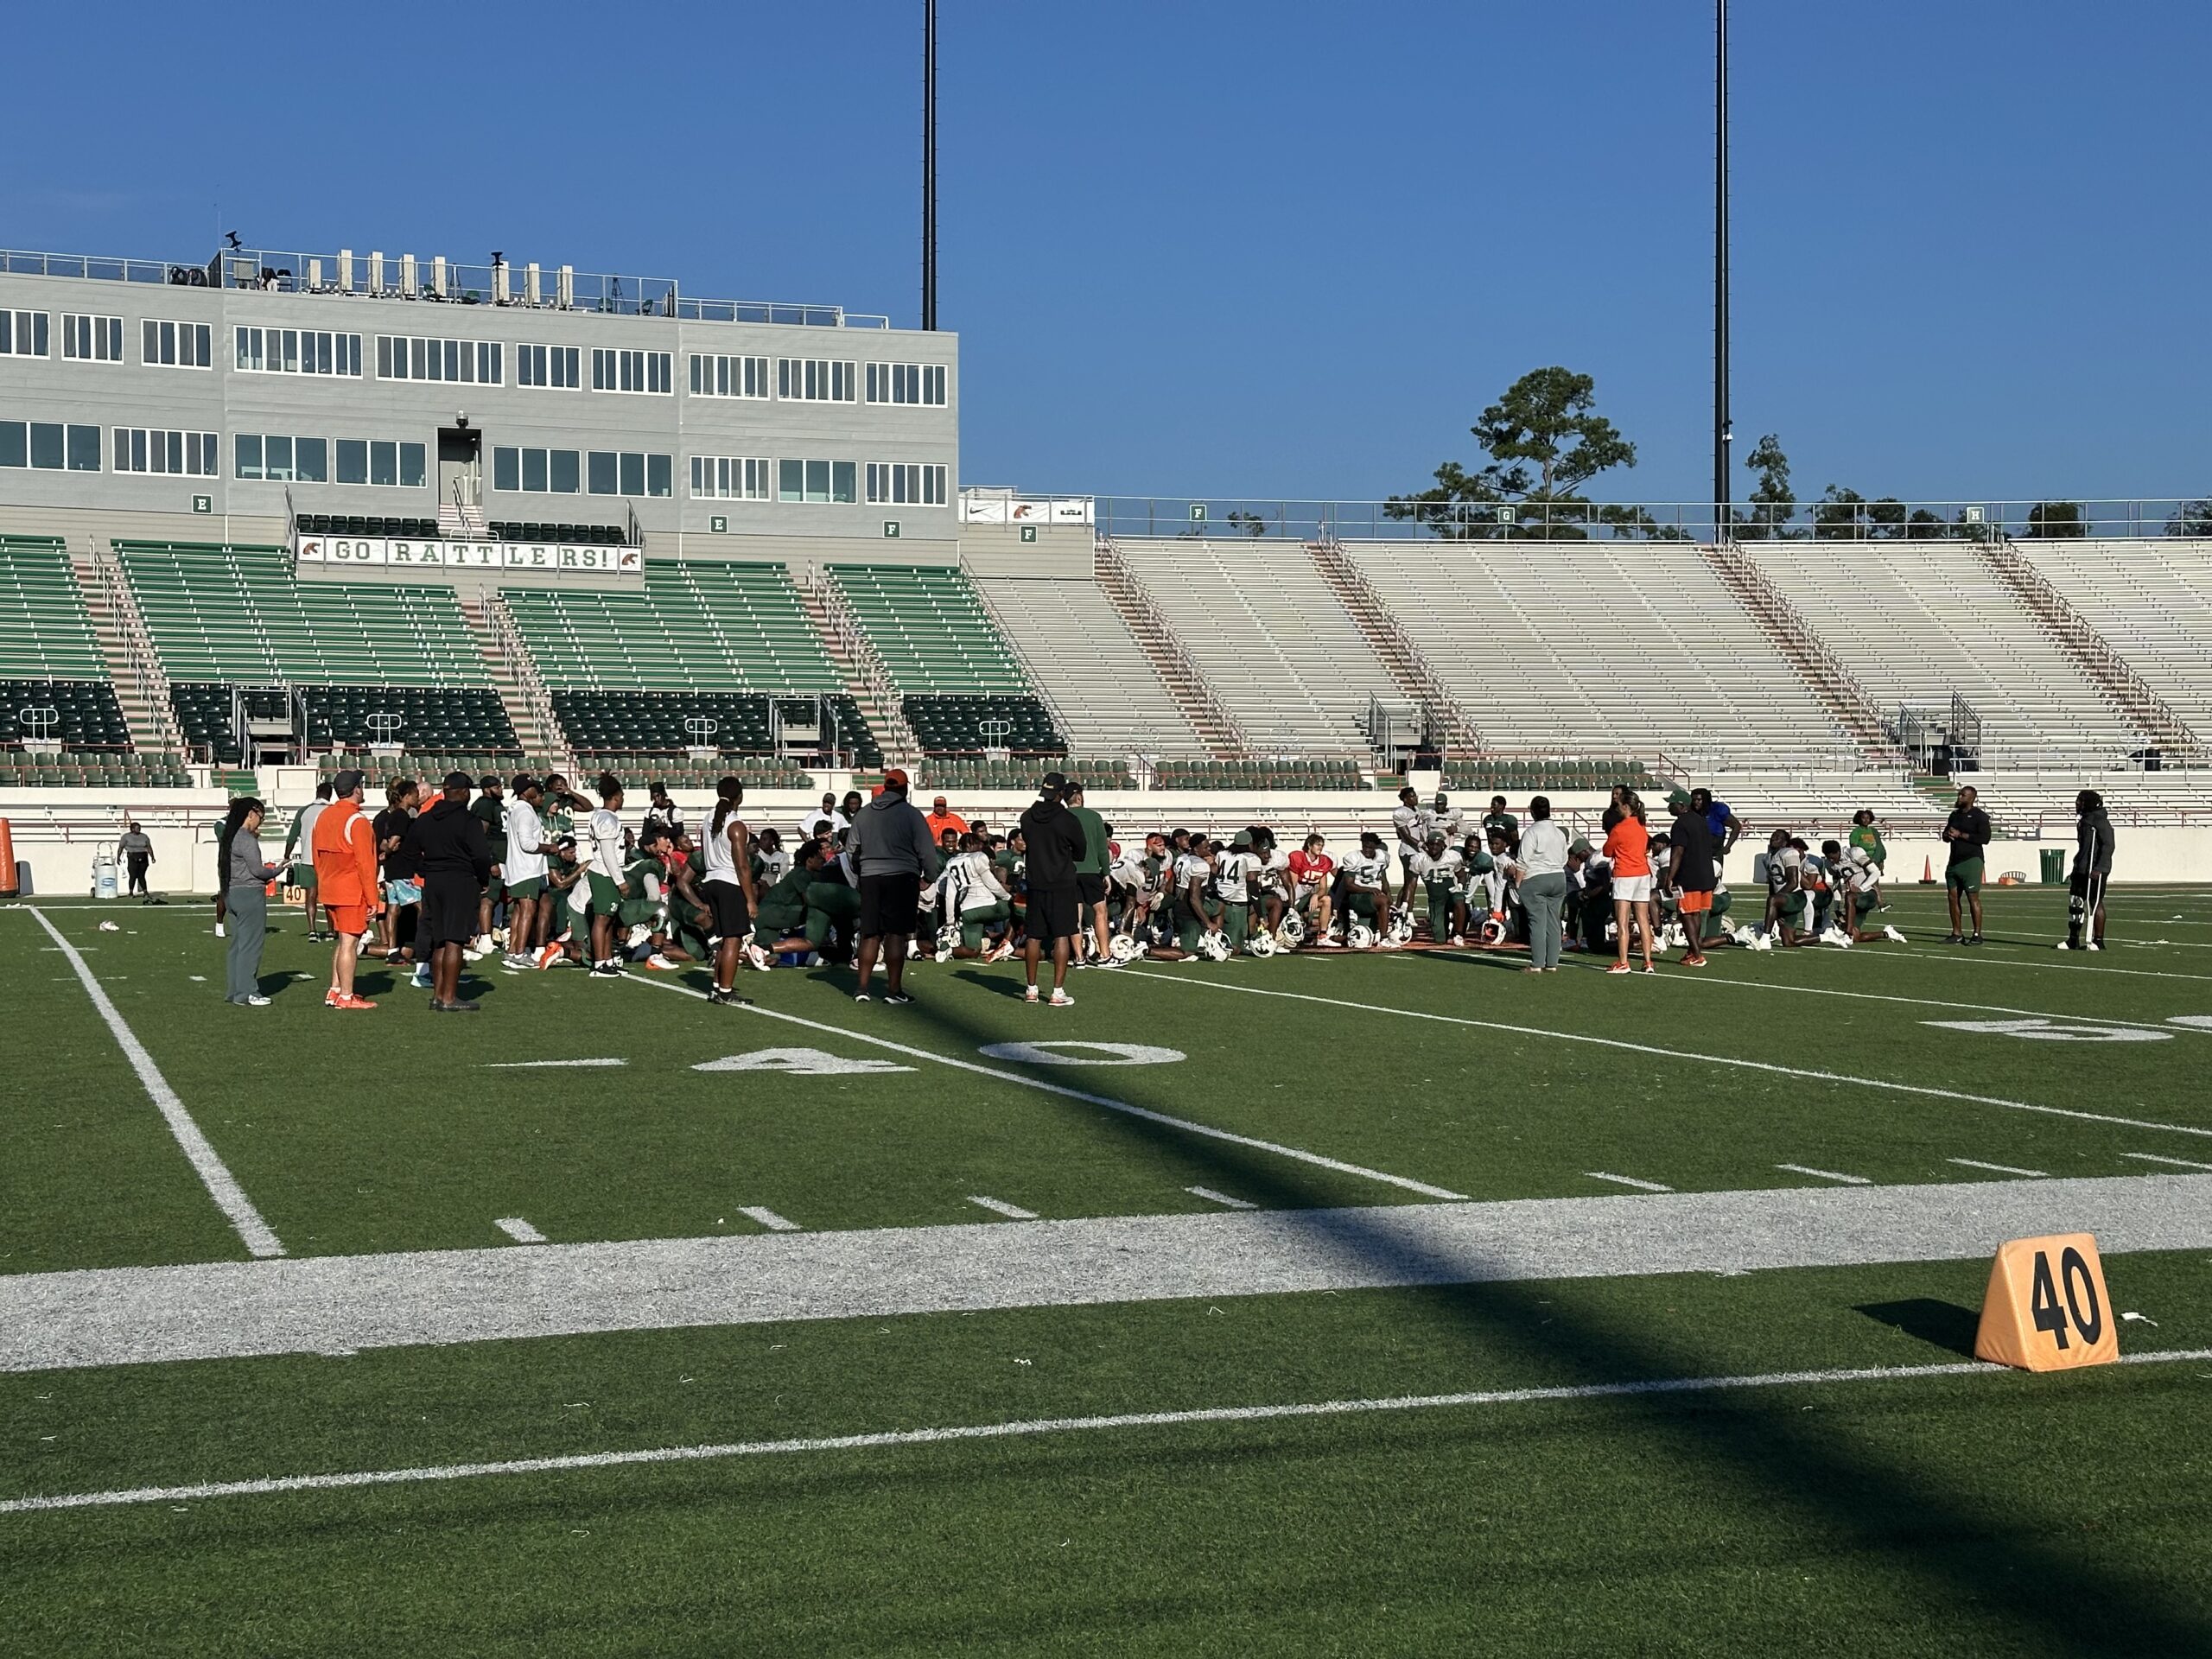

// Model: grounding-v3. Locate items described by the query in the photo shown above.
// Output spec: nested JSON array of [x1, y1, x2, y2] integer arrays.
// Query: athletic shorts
[[587, 872, 623, 914], [291, 862, 317, 892], [484, 869, 505, 903], [1946, 858, 1984, 893], [420, 874, 480, 948], [705, 880, 751, 939], [858, 871, 922, 938], [1612, 874, 1655, 903], [327, 904, 369, 938], [1678, 888, 1713, 914], [507, 875, 545, 900], [1025, 883, 1080, 944], [1075, 873, 1106, 906]]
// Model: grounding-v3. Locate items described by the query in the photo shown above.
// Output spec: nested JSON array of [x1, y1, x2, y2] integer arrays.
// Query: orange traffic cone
[[1920, 855, 1934, 885]]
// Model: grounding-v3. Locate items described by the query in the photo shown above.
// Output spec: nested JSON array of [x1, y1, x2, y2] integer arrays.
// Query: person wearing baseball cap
[[412, 772, 494, 1010], [1019, 773, 1088, 1003], [847, 767, 938, 1003], [311, 768, 382, 1008]]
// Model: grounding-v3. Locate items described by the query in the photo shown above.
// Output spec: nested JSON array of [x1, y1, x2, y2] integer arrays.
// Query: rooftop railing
[[1086, 497, 2212, 543], [0, 245, 891, 329]]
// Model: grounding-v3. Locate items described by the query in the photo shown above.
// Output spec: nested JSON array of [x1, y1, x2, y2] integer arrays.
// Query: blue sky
[[10, 1, 2207, 506]]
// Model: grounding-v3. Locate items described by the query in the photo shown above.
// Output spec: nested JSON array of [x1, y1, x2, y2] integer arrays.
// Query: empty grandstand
[[0, 534, 135, 758], [1109, 539, 1402, 756], [1742, 537, 2145, 767], [2008, 538, 2212, 736], [1339, 537, 1853, 768]]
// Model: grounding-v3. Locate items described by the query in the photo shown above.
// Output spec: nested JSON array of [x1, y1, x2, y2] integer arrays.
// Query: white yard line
[[2122, 1152, 2212, 1172], [1586, 1172, 1673, 1192], [9, 1173, 2209, 1376], [1947, 1159, 2048, 1179], [1775, 1164, 1872, 1185], [968, 1195, 1040, 1221], [25, 906, 283, 1260], [1879, 948, 2212, 987], [9, 1346, 2209, 1517], [1122, 969, 2212, 1141], [495, 1217, 548, 1244], [737, 1207, 801, 1233], [623, 971, 1469, 1200], [1186, 1186, 1258, 1210], [484, 1058, 628, 1069]]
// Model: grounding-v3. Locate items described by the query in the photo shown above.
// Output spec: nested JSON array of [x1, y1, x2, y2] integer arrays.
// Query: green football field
[[4, 884, 2211, 1655]]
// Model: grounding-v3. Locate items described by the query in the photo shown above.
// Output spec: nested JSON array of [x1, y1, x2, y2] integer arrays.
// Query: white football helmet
[[625, 922, 653, 950], [1247, 929, 1278, 958], [1109, 932, 1143, 962], [1478, 912, 1510, 947], [1387, 912, 1416, 944], [1196, 931, 1233, 962], [1277, 910, 1306, 945], [1346, 921, 1377, 950]]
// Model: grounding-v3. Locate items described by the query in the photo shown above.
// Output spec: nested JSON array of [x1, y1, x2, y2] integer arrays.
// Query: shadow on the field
[[1855, 1298, 1980, 1357], [841, 965, 2209, 1656]]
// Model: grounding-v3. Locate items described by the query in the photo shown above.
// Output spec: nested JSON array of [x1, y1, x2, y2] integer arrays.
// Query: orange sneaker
[[332, 992, 378, 1010]]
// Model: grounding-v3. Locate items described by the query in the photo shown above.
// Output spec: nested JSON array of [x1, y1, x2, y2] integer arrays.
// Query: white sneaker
[[471, 934, 495, 955], [1049, 988, 1075, 1007], [213, 921, 226, 938], [2086, 941, 2103, 952], [743, 941, 772, 972], [242, 994, 270, 1007], [1883, 925, 1908, 944], [1024, 985, 1040, 1003], [2056, 939, 2075, 950]]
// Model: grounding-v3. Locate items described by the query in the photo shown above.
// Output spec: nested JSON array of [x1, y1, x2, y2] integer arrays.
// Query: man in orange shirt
[[925, 796, 968, 844], [311, 768, 385, 1009]]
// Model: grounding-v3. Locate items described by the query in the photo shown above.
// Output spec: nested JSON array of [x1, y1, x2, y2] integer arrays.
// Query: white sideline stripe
[[1883, 948, 2212, 987], [1123, 969, 2212, 1141], [1186, 1185, 1257, 1210], [1586, 1172, 1673, 1192], [1621, 964, 2212, 1038], [737, 1207, 801, 1233], [2123, 1152, 2212, 1172], [1776, 1164, 1872, 1186], [8, 1347, 2209, 1517], [623, 971, 1469, 1200], [9, 1173, 2210, 1375], [25, 906, 283, 1260], [968, 1195, 1039, 1221], [1948, 1159, 2049, 1179], [495, 1218, 548, 1244], [484, 1058, 628, 1069]]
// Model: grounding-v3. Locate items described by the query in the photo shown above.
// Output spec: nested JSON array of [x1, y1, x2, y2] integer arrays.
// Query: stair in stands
[[1978, 536, 2209, 765], [1306, 537, 1484, 758], [458, 592, 569, 767], [1092, 537, 1247, 760], [438, 495, 489, 540], [66, 539, 184, 755], [793, 577, 924, 766], [1699, 539, 1904, 766]]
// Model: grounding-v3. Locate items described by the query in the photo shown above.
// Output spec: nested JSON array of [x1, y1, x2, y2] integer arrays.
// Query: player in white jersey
[[1389, 787, 1427, 906], [699, 775, 762, 1003], [1408, 832, 1465, 943], [1340, 831, 1395, 946], [499, 778, 553, 972], [935, 833, 1016, 960], [1214, 834, 1264, 953], [583, 773, 630, 978]]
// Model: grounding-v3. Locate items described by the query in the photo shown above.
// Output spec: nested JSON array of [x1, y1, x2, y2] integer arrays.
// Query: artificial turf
[[3, 886, 2211, 1652]]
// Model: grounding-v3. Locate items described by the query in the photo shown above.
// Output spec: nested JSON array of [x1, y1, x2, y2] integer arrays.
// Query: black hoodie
[[413, 795, 493, 885], [1019, 795, 1087, 890], [2073, 806, 2114, 877]]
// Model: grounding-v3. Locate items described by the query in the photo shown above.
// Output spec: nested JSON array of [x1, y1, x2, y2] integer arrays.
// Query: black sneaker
[[883, 991, 913, 1006], [1965, 933, 1984, 947], [1944, 933, 1963, 944], [588, 962, 623, 978], [429, 998, 481, 1014], [706, 986, 753, 1007]]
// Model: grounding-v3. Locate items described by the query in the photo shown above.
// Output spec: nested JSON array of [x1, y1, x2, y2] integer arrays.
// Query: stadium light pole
[[1713, 0, 1732, 543], [923, 0, 938, 332]]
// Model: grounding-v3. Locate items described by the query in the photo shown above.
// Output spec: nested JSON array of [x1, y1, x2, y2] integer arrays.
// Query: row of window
[[235, 435, 429, 488], [6, 311, 948, 409], [690, 456, 949, 506], [0, 420, 101, 472], [115, 428, 221, 477], [490, 445, 674, 499]]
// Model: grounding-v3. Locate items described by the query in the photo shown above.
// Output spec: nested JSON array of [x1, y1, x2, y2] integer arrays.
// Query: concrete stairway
[[1979, 536, 2208, 765], [793, 577, 922, 766], [1700, 540, 1904, 765], [1092, 537, 1247, 760], [1307, 537, 1483, 757], [66, 541, 184, 754], [458, 592, 568, 763]]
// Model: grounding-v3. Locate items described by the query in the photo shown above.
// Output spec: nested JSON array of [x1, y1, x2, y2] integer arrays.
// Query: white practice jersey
[[698, 805, 741, 887], [588, 808, 626, 880], [1390, 804, 1425, 851], [1174, 852, 1212, 898], [1410, 847, 1464, 887], [1215, 850, 1263, 905], [503, 798, 549, 884], [1345, 849, 1391, 891]]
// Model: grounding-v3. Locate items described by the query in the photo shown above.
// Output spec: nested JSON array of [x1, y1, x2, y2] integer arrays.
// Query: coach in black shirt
[[1018, 771, 1089, 1006], [413, 772, 494, 1013], [1943, 785, 1993, 944], [1665, 789, 1717, 966]]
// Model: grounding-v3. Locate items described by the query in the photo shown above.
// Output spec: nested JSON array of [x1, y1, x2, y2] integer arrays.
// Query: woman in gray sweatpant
[[1514, 796, 1573, 973], [222, 797, 281, 1006]]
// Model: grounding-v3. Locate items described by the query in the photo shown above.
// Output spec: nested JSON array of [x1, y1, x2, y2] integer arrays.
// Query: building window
[[585, 450, 673, 497], [112, 428, 219, 476], [866, 362, 948, 407], [6, 421, 103, 470], [777, 458, 858, 504], [517, 343, 582, 389], [866, 462, 949, 506], [142, 320, 213, 369], [62, 315, 124, 363], [690, 353, 770, 398], [591, 348, 673, 395], [493, 446, 584, 494], [242, 435, 420, 486], [0, 312, 50, 358], [374, 335, 502, 385], [776, 358, 855, 403], [690, 455, 772, 500], [235, 327, 363, 377]]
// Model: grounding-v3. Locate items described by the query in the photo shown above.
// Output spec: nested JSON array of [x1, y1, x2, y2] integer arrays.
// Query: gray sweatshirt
[[226, 830, 280, 889], [849, 791, 943, 880]]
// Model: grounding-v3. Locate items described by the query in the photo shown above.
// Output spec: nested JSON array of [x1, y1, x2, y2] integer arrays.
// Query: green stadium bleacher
[[505, 561, 839, 694], [0, 537, 105, 680], [1152, 757, 1370, 791], [0, 747, 188, 787], [0, 679, 130, 751]]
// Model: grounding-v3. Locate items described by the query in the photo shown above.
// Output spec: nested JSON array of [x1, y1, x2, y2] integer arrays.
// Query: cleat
[[883, 991, 913, 1007], [743, 942, 773, 972], [535, 944, 564, 969], [644, 953, 680, 971], [1606, 963, 1632, 975], [1883, 925, 1908, 944]]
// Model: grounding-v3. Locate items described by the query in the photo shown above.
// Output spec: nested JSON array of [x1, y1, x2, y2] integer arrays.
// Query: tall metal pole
[[922, 0, 938, 331], [1713, 0, 1731, 542]]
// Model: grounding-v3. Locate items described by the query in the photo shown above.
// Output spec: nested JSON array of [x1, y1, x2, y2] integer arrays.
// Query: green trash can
[[2039, 848, 2065, 885]]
